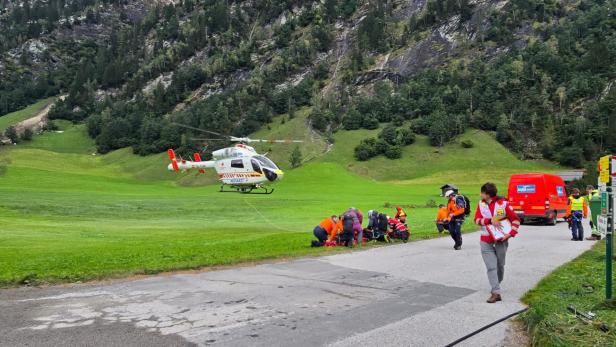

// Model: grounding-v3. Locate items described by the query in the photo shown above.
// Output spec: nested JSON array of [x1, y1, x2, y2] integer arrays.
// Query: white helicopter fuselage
[[168, 144, 284, 187]]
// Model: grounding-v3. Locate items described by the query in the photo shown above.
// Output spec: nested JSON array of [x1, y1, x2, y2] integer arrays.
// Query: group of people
[[311, 182, 521, 304], [311, 207, 410, 248], [309, 181, 608, 304], [567, 185, 601, 241]]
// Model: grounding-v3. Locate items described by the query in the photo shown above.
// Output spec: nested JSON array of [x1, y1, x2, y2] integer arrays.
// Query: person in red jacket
[[474, 182, 520, 303]]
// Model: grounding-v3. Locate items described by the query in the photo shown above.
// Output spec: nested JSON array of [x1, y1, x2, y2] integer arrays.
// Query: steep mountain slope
[[1, 0, 615, 168]]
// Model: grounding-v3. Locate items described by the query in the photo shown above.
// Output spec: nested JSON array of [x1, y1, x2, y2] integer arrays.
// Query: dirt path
[[14, 95, 64, 135]]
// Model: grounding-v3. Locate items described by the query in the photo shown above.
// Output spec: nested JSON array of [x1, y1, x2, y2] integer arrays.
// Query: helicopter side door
[[251, 159, 262, 174]]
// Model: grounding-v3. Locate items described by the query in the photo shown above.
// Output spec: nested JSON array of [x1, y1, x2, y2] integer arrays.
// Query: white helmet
[[444, 190, 455, 198]]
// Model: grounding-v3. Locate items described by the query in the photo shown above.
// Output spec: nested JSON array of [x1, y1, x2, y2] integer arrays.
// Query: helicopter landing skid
[[220, 185, 275, 195]]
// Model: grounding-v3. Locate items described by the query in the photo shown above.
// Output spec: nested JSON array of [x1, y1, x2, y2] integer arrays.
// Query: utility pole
[[598, 155, 616, 299]]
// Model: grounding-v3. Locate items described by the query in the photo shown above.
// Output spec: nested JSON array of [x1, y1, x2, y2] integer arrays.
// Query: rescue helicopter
[[166, 124, 302, 194]]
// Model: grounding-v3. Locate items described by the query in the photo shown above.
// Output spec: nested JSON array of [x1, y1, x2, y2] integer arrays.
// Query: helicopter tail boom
[[167, 149, 215, 172]]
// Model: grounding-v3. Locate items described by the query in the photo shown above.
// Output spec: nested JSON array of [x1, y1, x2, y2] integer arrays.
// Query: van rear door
[[508, 174, 546, 216]]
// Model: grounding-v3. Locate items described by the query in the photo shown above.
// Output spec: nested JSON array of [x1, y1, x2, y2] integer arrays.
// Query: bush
[[384, 145, 402, 159], [411, 117, 429, 135], [362, 115, 379, 130], [379, 124, 397, 145], [343, 109, 362, 130], [4, 126, 19, 143], [396, 127, 416, 146], [354, 138, 377, 161], [461, 139, 474, 148], [354, 137, 386, 161], [21, 128, 33, 141]]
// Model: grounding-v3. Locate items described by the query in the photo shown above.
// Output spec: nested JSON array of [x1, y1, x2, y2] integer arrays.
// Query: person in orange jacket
[[312, 215, 340, 246], [327, 216, 344, 244], [446, 190, 467, 250], [435, 204, 450, 233]]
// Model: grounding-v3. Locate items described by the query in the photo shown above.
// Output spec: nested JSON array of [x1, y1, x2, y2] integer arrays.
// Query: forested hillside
[[1, 0, 615, 168]]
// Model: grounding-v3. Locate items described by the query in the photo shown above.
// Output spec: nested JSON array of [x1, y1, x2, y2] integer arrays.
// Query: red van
[[507, 173, 568, 225]]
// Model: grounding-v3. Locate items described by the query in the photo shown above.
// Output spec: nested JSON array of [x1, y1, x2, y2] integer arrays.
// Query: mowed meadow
[[0, 106, 562, 287]]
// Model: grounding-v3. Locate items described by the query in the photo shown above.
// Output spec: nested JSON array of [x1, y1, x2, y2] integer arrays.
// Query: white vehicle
[[167, 124, 301, 194]]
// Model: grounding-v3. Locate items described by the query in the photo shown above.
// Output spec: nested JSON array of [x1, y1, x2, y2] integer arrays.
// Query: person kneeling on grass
[[312, 215, 340, 247], [435, 204, 449, 233], [388, 215, 410, 242], [474, 182, 520, 304]]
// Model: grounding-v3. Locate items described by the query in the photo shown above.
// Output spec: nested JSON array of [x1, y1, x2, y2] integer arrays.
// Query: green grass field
[[0, 97, 55, 132], [0, 102, 565, 287]]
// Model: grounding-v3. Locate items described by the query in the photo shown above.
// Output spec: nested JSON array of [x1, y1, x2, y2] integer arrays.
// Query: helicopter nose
[[263, 168, 284, 182], [275, 169, 284, 180]]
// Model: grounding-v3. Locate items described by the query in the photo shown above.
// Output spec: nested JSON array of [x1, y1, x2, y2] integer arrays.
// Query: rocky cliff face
[[2, 0, 517, 106]]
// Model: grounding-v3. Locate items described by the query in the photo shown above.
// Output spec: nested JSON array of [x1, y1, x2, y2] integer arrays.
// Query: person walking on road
[[474, 182, 521, 303], [445, 190, 466, 250]]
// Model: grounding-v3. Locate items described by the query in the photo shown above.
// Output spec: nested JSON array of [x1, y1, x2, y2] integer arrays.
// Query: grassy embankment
[[521, 240, 616, 346]]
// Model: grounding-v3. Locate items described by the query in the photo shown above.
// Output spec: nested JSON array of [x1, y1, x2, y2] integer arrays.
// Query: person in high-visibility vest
[[568, 188, 588, 241], [585, 185, 602, 240]]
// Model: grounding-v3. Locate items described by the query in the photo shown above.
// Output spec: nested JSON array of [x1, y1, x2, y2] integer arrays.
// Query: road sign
[[601, 170, 610, 184], [599, 155, 613, 184], [602, 192, 609, 215], [600, 155, 610, 171], [598, 215, 609, 235]]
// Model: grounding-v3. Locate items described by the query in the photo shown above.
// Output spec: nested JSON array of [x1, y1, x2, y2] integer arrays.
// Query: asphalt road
[[0, 221, 595, 347]]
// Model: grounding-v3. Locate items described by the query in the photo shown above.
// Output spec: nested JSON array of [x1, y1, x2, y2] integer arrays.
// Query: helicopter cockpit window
[[254, 156, 278, 170], [231, 159, 244, 169], [251, 159, 262, 173]]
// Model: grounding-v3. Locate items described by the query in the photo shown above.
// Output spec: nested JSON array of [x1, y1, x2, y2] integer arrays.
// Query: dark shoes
[[454, 246, 461, 250], [486, 293, 502, 303]]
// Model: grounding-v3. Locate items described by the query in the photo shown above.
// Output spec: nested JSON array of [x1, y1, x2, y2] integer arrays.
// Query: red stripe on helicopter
[[218, 173, 264, 178]]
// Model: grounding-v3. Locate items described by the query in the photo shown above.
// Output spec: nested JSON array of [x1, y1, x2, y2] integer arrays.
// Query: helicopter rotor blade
[[172, 122, 229, 138], [243, 138, 304, 143], [190, 138, 229, 142]]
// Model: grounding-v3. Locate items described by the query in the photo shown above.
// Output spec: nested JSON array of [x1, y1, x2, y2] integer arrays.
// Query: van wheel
[[546, 213, 557, 226]]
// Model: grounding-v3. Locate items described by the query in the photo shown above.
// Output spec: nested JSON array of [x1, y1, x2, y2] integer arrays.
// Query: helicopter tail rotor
[[167, 149, 180, 172]]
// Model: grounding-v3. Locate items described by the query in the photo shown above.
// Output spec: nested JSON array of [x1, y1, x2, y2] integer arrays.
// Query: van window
[[517, 184, 536, 193], [556, 186, 565, 196], [231, 159, 244, 169]]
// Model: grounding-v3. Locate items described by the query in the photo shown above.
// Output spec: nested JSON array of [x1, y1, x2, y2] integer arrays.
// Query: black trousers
[[436, 222, 449, 233], [448, 218, 464, 247], [313, 226, 328, 243]]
